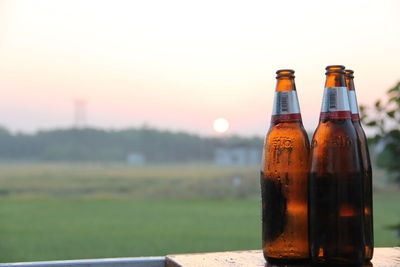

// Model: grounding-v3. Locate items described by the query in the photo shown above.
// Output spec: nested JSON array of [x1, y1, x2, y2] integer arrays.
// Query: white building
[[126, 152, 145, 165], [214, 146, 261, 166]]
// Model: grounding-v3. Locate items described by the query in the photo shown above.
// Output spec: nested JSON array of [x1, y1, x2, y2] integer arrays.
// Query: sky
[[0, 0, 399, 136]]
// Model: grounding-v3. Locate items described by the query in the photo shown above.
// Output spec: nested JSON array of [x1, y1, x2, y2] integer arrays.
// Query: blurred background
[[0, 0, 399, 263]]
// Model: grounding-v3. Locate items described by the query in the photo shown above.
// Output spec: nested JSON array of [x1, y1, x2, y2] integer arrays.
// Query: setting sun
[[213, 118, 229, 133], [0, 0, 399, 136]]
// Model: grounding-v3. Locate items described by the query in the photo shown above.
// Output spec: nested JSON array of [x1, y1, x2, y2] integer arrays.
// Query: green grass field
[[0, 163, 398, 263]]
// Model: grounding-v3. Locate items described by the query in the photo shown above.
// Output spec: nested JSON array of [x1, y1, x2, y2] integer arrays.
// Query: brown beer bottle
[[309, 65, 365, 264], [345, 69, 374, 261], [261, 69, 310, 263]]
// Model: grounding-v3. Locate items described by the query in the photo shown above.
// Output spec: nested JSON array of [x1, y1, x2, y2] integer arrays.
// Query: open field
[[0, 163, 398, 263], [0, 163, 258, 200]]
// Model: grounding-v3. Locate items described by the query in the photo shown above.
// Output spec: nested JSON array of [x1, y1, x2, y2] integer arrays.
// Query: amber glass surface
[[346, 70, 374, 261], [309, 66, 365, 264], [261, 70, 310, 263], [265, 262, 373, 267]]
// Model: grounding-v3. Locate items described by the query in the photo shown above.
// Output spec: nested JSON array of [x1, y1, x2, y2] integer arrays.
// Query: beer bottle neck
[[346, 76, 360, 120], [275, 77, 296, 92], [271, 77, 302, 124], [325, 72, 346, 88], [320, 71, 351, 121], [345, 76, 355, 91]]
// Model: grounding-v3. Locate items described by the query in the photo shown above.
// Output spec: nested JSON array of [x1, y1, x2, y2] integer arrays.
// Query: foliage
[[360, 81, 400, 184], [0, 127, 262, 163]]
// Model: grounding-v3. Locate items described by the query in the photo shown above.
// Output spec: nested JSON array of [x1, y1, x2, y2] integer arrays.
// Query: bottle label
[[348, 90, 360, 120], [320, 87, 351, 120], [271, 91, 302, 123]]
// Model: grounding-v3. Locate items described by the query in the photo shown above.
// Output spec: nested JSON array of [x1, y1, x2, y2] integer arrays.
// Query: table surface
[[166, 247, 400, 267]]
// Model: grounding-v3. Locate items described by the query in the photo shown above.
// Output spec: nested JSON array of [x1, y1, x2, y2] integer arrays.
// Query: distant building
[[126, 152, 145, 165], [214, 146, 261, 166]]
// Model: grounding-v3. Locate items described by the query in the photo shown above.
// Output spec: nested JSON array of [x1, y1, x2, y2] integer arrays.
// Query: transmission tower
[[73, 98, 87, 128]]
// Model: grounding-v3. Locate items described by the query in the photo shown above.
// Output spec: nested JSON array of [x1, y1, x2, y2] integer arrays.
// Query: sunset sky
[[0, 0, 399, 136]]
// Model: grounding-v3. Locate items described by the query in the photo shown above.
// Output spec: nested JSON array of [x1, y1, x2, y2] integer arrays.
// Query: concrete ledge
[[1, 248, 399, 267], [166, 247, 400, 267], [0, 257, 165, 267]]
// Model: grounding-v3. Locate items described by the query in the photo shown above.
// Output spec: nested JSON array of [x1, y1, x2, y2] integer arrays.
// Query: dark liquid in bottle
[[261, 173, 287, 243], [364, 168, 373, 259], [309, 171, 365, 264]]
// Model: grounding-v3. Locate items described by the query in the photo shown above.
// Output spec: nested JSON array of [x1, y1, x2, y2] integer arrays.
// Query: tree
[[360, 81, 400, 184]]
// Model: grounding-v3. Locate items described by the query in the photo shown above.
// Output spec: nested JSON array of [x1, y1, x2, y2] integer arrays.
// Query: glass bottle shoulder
[[312, 119, 358, 140], [266, 121, 309, 145]]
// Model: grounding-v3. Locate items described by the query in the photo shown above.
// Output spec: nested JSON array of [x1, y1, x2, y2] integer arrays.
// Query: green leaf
[[388, 82, 400, 93], [366, 121, 377, 127], [387, 111, 396, 118], [375, 100, 381, 109], [368, 135, 381, 144], [360, 115, 367, 122], [388, 129, 400, 139]]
